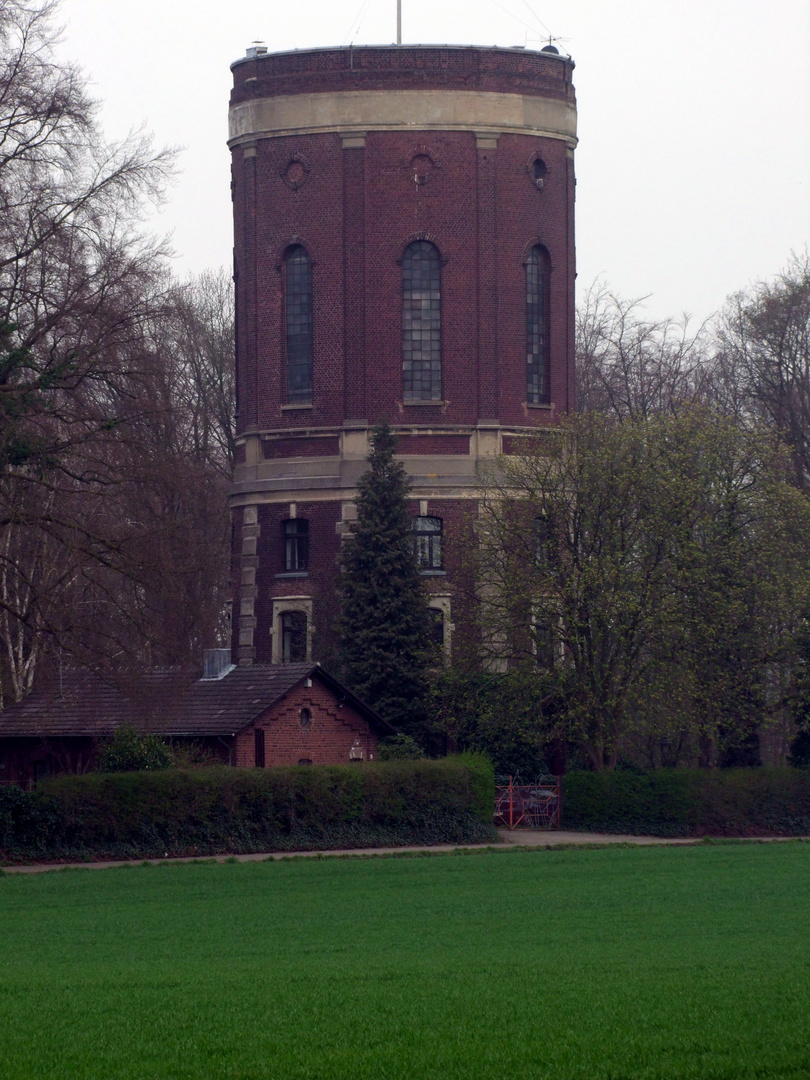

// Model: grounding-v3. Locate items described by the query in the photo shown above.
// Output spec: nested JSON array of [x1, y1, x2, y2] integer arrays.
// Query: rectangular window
[[283, 519, 309, 572], [534, 513, 556, 567], [533, 617, 556, 671], [428, 607, 445, 649], [412, 516, 443, 570]]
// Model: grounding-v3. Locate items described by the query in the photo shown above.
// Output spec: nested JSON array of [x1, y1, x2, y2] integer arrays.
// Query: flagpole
[[397, 0, 401, 44]]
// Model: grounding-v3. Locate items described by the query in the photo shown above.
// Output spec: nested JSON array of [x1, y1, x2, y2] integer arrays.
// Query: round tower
[[228, 44, 577, 665]]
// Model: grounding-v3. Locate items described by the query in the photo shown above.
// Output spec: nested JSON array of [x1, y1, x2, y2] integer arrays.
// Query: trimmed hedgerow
[[562, 767, 810, 837], [0, 754, 496, 862]]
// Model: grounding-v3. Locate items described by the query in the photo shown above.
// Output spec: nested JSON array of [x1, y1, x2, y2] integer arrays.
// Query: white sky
[[55, 0, 809, 325]]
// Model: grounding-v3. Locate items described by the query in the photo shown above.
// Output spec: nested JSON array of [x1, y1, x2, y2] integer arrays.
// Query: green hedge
[[0, 754, 496, 862], [563, 768, 810, 837]]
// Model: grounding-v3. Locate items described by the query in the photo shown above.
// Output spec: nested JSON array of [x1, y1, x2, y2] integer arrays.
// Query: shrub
[[563, 767, 810, 837], [0, 754, 496, 862], [97, 726, 173, 772], [377, 734, 425, 760]]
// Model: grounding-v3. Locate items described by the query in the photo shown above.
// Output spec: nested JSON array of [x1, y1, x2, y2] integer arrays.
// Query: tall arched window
[[526, 246, 551, 404], [402, 241, 441, 401], [280, 610, 308, 663], [285, 245, 313, 404]]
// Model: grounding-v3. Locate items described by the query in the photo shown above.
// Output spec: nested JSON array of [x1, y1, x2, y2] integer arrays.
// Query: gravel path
[[1, 829, 715, 874]]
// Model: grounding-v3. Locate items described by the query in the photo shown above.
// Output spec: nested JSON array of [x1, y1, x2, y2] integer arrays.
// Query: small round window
[[299, 707, 312, 729]]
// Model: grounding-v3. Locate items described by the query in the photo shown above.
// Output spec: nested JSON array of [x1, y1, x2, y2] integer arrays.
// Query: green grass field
[[1, 843, 809, 1079]]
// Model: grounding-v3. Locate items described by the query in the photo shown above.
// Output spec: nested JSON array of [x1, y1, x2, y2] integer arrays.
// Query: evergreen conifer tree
[[338, 422, 432, 735]]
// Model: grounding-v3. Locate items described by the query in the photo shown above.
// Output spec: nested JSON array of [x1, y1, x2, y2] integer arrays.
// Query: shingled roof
[[0, 663, 395, 739]]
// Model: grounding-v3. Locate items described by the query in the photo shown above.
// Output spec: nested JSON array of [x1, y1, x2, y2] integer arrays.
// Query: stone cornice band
[[229, 89, 577, 147]]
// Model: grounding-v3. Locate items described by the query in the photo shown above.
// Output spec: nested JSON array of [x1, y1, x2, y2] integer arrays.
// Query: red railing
[[494, 775, 560, 830]]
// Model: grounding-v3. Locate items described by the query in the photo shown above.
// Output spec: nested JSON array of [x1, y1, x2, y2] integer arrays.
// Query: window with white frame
[[402, 241, 442, 401], [271, 597, 313, 664], [412, 515, 443, 571], [285, 245, 313, 404], [526, 245, 551, 405], [283, 519, 309, 572]]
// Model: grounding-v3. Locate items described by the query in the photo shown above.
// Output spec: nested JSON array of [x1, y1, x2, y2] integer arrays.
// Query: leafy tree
[[430, 665, 559, 777], [338, 422, 432, 736], [476, 409, 810, 769], [377, 734, 425, 761]]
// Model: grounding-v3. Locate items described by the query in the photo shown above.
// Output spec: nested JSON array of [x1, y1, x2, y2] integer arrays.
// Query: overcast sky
[[55, 0, 809, 325]]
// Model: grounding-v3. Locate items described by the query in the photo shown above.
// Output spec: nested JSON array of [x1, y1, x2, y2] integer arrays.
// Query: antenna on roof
[[397, 0, 402, 44]]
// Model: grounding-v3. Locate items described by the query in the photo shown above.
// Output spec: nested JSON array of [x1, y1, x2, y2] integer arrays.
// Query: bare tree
[[576, 281, 711, 419], [713, 252, 810, 490], [169, 269, 236, 474], [0, 0, 175, 479], [0, 268, 236, 698], [0, 4, 238, 703]]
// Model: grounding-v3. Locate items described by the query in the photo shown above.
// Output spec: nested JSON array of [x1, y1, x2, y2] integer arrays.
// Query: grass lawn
[[1, 843, 809, 1079]]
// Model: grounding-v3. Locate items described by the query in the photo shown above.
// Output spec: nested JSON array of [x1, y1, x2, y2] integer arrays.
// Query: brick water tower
[[228, 43, 577, 666]]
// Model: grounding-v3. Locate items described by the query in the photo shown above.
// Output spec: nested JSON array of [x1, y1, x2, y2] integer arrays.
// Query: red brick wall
[[252, 502, 340, 666], [248, 496, 478, 663], [229, 45, 576, 664], [233, 678, 379, 767], [230, 46, 575, 105], [231, 47, 576, 434], [397, 434, 471, 454], [262, 436, 341, 459]]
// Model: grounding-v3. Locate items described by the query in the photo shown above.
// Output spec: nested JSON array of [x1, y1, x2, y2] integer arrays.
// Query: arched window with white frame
[[526, 245, 551, 404], [402, 240, 442, 401], [284, 244, 313, 404]]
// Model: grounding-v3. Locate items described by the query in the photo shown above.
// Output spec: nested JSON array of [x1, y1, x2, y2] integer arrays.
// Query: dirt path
[[0, 828, 729, 875]]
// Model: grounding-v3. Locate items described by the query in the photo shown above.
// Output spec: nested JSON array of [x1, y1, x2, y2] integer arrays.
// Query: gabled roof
[[0, 663, 395, 739]]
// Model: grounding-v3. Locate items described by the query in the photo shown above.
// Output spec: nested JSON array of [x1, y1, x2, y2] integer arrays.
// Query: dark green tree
[[338, 423, 432, 736], [97, 726, 173, 773]]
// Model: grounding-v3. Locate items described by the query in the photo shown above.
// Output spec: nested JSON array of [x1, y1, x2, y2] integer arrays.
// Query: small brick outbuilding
[[0, 662, 395, 786]]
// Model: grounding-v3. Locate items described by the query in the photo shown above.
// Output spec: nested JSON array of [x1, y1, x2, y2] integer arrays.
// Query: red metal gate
[[494, 775, 560, 830]]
